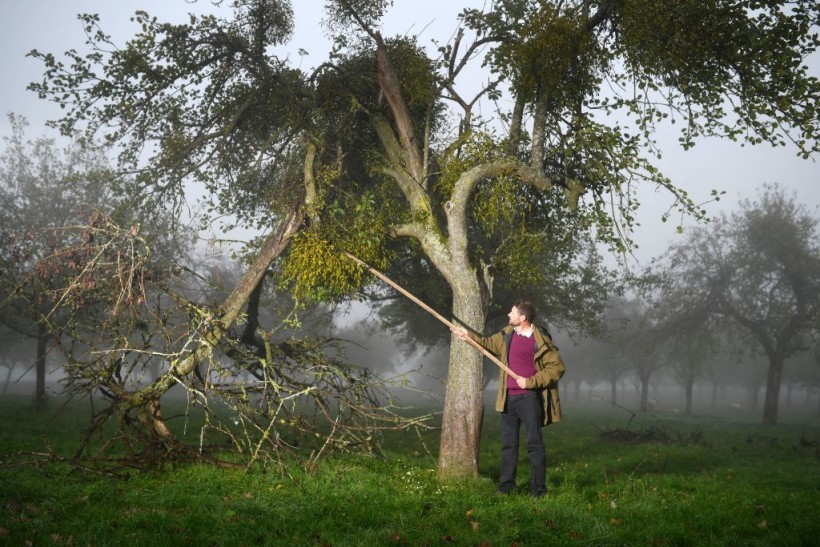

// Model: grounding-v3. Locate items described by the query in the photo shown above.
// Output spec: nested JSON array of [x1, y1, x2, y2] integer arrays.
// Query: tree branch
[[374, 33, 425, 183]]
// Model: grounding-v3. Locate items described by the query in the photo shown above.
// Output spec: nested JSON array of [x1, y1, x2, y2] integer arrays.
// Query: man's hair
[[513, 299, 536, 323]]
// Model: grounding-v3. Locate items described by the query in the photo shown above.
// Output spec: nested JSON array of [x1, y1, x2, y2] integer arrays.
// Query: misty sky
[[2, 0, 818, 265]]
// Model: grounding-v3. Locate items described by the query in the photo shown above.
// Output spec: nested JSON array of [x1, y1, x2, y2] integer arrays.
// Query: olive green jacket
[[468, 325, 565, 426]]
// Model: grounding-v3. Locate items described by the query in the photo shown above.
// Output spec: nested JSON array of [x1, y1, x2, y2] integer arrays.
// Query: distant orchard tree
[[649, 273, 730, 415], [0, 114, 121, 407], [783, 343, 820, 413], [661, 317, 720, 416], [612, 298, 666, 413], [658, 185, 820, 425], [585, 296, 641, 407], [0, 325, 25, 394]]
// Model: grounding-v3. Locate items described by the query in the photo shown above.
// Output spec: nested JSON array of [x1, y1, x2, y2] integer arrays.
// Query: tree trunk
[[438, 284, 486, 479], [2, 361, 15, 394], [506, 95, 525, 156], [610, 379, 617, 406], [684, 381, 693, 415], [530, 94, 548, 170], [639, 375, 650, 413], [34, 322, 49, 408], [762, 356, 784, 425], [107, 205, 304, 443]]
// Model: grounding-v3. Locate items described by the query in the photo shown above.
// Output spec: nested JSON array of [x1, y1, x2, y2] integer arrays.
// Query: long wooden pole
[[343, 252, 521, 380]]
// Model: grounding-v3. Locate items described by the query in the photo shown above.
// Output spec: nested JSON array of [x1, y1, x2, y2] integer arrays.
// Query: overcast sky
[[2, 0, 818, 265]]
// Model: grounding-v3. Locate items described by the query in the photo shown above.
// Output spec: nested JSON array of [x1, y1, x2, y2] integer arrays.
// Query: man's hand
[[450, 326, 468, 340], [515, 376, 528, 389]]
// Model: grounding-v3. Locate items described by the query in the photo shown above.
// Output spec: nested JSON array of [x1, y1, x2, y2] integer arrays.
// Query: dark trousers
[[499, 391, 547, 495]]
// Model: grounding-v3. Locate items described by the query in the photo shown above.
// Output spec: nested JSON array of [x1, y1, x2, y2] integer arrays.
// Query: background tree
[[558, 334, 601, 404], [650, 269, 726, 415], [28, 0, 819, 476], [0, 114, 122, 407], [587, 297, 633, 406], [783, 342, 820, 414], [782, 351, 813, 411], [658, 185, 820, 424], [611, 298, 666, 413], [0, 325, 27, 395], [661, 319, 719, 416]]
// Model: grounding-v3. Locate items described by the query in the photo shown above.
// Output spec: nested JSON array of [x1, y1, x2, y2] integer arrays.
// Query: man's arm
[[526, 345, 565, 390]]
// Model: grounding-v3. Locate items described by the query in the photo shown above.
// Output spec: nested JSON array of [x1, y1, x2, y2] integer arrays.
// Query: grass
[[1, 394, 819, 546]]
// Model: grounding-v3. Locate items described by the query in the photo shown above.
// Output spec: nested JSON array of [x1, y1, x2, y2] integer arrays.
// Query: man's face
[[507, 305, 525, 327]]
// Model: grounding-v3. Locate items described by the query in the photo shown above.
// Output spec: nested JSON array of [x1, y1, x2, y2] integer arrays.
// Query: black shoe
[[495, 488, 513, 495], [530, 490, 547, 498]]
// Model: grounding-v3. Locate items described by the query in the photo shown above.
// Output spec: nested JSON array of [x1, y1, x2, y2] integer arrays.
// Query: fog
[[1, 2, 819, 422], [5, 325, 819, 423]]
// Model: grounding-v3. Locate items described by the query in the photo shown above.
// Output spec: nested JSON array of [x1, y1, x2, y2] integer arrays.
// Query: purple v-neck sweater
[[506, 331, 536, 394]]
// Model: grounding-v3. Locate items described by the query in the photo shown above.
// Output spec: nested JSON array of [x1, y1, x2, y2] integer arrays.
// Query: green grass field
[[1, 394, 818, 546]]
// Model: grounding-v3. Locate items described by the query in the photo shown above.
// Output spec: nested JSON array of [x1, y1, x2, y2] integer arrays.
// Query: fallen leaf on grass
[[758, 520, 767, 529], [466, 508, 480, 531], [0, 528, 8, 537], [389, 532, 403, 543], [568, 530, 582, 540]]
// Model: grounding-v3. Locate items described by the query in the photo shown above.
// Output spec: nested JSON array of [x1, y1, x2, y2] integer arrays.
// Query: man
[[451, 300, 565, 497]]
